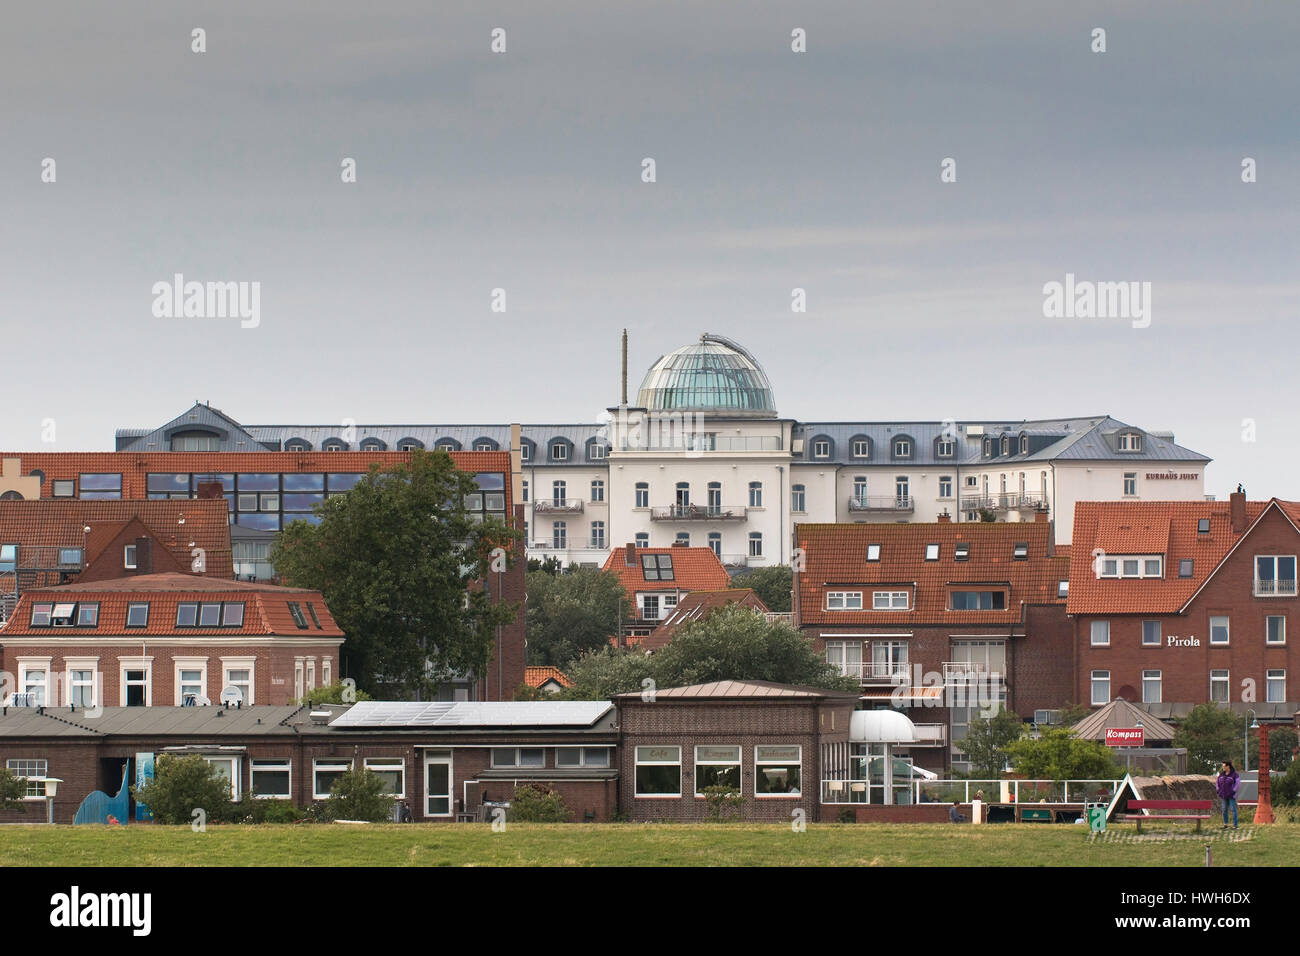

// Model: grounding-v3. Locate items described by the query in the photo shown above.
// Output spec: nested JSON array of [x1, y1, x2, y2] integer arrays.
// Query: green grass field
[[1, 821, 1296, 866]]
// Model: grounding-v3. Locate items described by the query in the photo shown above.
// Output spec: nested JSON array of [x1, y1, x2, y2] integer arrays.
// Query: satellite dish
[[219, 685, 244, 708]]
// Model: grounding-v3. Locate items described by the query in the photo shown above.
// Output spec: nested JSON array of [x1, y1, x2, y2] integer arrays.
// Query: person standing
[[1217, 761, 1240, 829]]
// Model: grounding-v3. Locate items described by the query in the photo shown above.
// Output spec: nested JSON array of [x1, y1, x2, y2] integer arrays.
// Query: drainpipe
[[777, 465, 785, 564]]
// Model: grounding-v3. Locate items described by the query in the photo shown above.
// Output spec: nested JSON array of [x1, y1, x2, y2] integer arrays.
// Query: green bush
[[836, 808, 856, 823], [507, 783, 570, 822], [701, 784, 745, 822], [323, 769, 395, 822], [229, 794, 307, 824], [1272, 760, 1300, 806], [132, 754, 234, 824]]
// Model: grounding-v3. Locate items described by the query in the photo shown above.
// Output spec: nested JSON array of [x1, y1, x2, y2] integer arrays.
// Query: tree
[[525, 566, 627, 667], [324, 768, 395, 822], [1006, 728, 1124, 781], [526, 555, 563, 575], [958, 707, 1025, 778], [1266, 727, 1298, 771], [0, 767, 29, 813], [562, 604, 856, 699], [271, 450, 519, 697], [298, 681, 373, 707], [1172, 704, 1242, 774], [132, 754, 234, 824], [730, 565, 793, 612]]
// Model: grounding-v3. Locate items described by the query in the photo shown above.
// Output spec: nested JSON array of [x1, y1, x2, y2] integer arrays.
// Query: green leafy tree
[[507, 782, 570, 822], [730, 565, 793, 612], [323, 768, 395, 822], [1273, 758, 1300, 806], [1172, 704, 1242, 774], [298, 681, 373, 707], [526, 556, 563, 575], [0, 767, 29, 812], [958, 707, 1025, 778], [132, 754, 234, 824], [1006, 728, 1124, 781], [562, 604, 855, 698], [1266, 728, 1298, 770], [526, 566, 627, 667], [271, 450, 519, 697]]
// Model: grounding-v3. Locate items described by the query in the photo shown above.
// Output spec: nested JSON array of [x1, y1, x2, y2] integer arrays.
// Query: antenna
[[621, 329, 628, 406]]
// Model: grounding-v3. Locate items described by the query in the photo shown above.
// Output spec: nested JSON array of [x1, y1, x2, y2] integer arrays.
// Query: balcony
[[847, 496, 914, 514], [1254, 579, 1298, 597], [834, 661, 911, 685], [958, 493, 1047, 513], [942, 662, 1007, 688], [650, 504, 748, 521], [719, 553, 750, 568], [764, 612, 794, 626], [533, 498, 585, 514]]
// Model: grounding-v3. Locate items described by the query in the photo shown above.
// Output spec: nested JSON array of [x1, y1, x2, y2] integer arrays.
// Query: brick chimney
[[1230, 489, 1247, 533], [937, 512, 952, 524], [134, 536, 153, 574], [1033, 509, 1048, 523], [624, 543, 636, 566]]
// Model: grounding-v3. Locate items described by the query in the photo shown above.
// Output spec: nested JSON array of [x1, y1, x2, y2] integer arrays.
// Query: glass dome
[[635, 334, 777, 417]]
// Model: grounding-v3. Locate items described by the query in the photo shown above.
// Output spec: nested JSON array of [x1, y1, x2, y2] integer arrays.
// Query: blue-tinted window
[[79, 474, 122, 499], [282, 493, 324, 512], [327, 473, 364, 492], [147, 473, 190, 494], [237, 473, 279, 491], [473, 473, 505, 491], [192, 473, 235, 492], [283, 473, 325, 491], [236, 513, 281, 531], [284, 513, 323, 527]]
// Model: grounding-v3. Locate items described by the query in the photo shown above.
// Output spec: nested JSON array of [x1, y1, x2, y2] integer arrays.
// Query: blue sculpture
[[73, 762, 130, 825]]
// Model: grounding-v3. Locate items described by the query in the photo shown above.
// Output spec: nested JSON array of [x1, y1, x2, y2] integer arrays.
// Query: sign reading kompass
[[1105, 727, 1144, 747]]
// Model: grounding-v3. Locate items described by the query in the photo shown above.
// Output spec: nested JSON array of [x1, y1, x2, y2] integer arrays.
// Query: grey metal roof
[[330, 700, 613, 728], [0, 705, 311, 737], [116, 403, 277, 452]]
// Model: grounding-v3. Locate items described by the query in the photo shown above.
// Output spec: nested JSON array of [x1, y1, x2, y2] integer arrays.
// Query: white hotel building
[[116, 333, 1211, 568]]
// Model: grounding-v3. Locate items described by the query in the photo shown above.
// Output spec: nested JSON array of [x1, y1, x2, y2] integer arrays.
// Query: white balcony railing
[[533, 499, 585, 514], [847, 496, 914, 513], [833, 661, 910, 684]]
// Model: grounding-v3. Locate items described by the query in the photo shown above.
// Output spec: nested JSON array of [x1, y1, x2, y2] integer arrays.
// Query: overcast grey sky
[[1, 1, 1296, 498]]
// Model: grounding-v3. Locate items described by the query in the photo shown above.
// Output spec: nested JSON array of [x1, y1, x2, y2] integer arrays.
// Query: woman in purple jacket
[[1216, 761, 1240, 829]]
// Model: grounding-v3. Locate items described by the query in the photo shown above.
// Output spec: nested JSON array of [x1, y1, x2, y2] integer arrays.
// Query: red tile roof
[[524, 665, 572, 689], [601, 546, 733, 599], [640, 588, 769, 652], [796, 520, 1068, 626], [0, 499, 233, 591], [0, 572, 343, 637], [1067, 498, 1275, 615]]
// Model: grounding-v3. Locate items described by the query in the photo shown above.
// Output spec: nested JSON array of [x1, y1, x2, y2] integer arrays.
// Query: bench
[[1019, 807, 1053, 823], [1120, 800, 1213, 833]]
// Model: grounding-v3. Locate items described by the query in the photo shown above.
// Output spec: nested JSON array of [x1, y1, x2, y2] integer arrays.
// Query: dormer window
[[359, 438, 386, 452], [1098, 555, 1163, 578], [936, 438, 955, 458], [284, 438, 312, 452], [851, 438, 870, 459], [813, 439, 831, 459], [588, 443, 607, 460], [321, 438, 348, 452], [520, 442, 533, 462], [124, 545, 138, 569], [893, 438, 912, 459], [1118, 432, 1142, 452], [983, 437, 992, 457], [550, 442, 569, 462], [1000, 436, 1010, 455], [1019, 435, 1028, 455]]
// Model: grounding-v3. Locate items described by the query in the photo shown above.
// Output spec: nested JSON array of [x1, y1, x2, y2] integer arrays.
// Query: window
[[1142, 620, 1161, 646], [550, 521, 567, 549], [123, 668, 149, 707], [521, 480, 529, 503], [896, 476, 909, 502], [949, 590, 1007, 611], [53, 480, 75, 498], [1118, 432, 1142, 452], [0, 544, 17, 573], [251, 760, 291, 798], [78, 473, 122, 500], [748, 482, 763, 507], [364, 757, 406, 796], [825, 640, 862, 678], [635, 532, 649, 548], [1091, 670, 1110, 705], [1267, 669, 1286, 704], [674, 532, 690, 547], [6, 759, 48, 799], [1013, 542, 1028, 561], [76, 604, 98, 627], [1255, 556, 1298, 596], [519, 443, 531, 462], [1179, 559, 1194, 578], [198, 603, 222, 627], [589, 443, 606, 460], [694, 746, 741, 796], [551, 480, 567, 504], [966, 475, 978, 487], [1197, 518, 1211, 533], [1267, 615, 1286, 645], [590, 479, 605, 502], [223, 661, 254, 705], [58, 548, 83, 566], [50, 602, 76, 627], [550, 442, 568, 462], [852, 476, 868, 504], [852, 439, 870, 458], [314, 760, 351, 799], [707, 482, 722, 513], [641, 553, 674, 581], [556, 747, 611, 768], [20, 665, 48, 706], [635, 483, 649, 508], [1142, 670, 1162, 704], [707, 532, 721, 557], [893, 439, 911, 459], [1099, 555, 1164, 578], [754, 745, 801, 796], [866, 544, 881, 561], [30, 603, 52, 627], [223, 603, 245, 627], [791, 484, 806, 512], [748, 532, 763, 557], [872, 591, 909, 610], [1000, 436, 1010, 455], [939, 476, 953, 498], [177, 664, 205, 705], [1091, 620, 1111, 646], [641, 595, 660, 621], [1019, 435, 1029, 454], [955, 542, 970, 561], [1057, 580, 1069, 598], [1209, 616, 1229, 645], [937, 439, 955, 458], [590, 521, 606, 549], [813, 439, 830, 459], [176, 603, 198, 627], [68, 668, 96, 708], [983, 437, 993, 457], [634, 746, 681, 797], [1210, 669, 1230, 703], [674, 482, 690, 509], [1144, 558, 1163, 577], [925, 543, 939, 561], [826, 591, 863, 610], [126, 603, 149, 627], [1123, 473, 1137, 496]]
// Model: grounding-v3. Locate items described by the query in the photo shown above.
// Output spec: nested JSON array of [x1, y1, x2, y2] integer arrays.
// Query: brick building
[[602, 543, 733, 640], [0, 573, 344, 709], [639, 587, 770, 652], [794, 515, 1073, 772], [1070, 492, 1300, 722]]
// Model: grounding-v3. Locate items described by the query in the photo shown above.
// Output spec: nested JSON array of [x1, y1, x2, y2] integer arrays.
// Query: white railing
[[834, 661, 911, 683], [820, 777, 1122, 806]]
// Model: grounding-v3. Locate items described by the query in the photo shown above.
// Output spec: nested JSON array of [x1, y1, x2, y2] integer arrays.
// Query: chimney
[[671, 539, 687, 547], [1033, 509, 1048, 523], [135, 537, 153, 574], [1230, 489, 1247, 533], [937, 512, 952, 524], [624, 543, 636, 566]]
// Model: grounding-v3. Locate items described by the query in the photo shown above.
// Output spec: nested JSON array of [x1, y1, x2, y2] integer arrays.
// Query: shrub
[[701, 784, 745, 822], [507, 783, 570, 822], [132, 754, 234, 824], [1272, 760, 1300, 806], [229, 794, 307, 824], [837, 808, 856, 824], [323, 769, 395, 822]]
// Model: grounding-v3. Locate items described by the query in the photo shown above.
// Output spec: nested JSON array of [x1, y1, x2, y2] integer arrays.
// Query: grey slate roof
[[0, 704, 315, 737]]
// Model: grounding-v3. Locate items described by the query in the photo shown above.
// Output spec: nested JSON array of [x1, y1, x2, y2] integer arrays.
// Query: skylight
[[642, 553, 674, 581], [867, 544, 881, 561], [925, 543, 940, 561]]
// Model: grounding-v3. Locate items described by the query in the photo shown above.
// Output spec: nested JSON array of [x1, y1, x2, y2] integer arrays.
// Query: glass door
[[424, 751, 452, 817]]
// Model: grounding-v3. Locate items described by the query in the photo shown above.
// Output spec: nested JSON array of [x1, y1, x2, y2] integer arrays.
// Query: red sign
[[1105, 727, 1144, 747]]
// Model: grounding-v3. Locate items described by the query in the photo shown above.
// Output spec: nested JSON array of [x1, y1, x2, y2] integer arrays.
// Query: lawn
[[1, 822, 1297, 866]]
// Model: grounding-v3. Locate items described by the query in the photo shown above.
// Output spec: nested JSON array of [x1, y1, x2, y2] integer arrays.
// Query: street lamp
[[1244, 711, 1259, 772], [43, 777, 63, 825]]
